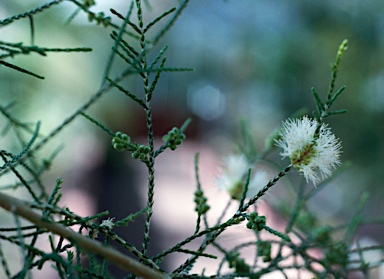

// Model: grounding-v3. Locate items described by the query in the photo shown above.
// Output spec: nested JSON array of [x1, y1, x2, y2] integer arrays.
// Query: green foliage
[[312, 39, 348, 122], [162, 127, 186, 151], [0, 1, 382, 279], [246, 212, 266, 231], [112, 132, 131, 152]]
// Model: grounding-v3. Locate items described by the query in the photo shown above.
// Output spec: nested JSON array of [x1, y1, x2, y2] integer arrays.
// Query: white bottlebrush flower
[[217, 154, 270, 200], [100, 217, 115, 230], [275, 116, 342, 185]]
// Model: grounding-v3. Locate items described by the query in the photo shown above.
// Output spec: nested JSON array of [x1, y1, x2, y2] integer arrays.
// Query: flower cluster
[[217, 154, 270, 200], [100, 218, 115, 230], [162, 127, 186, 150], [112, 132, 131, 152], [275, 116, 341, 185], [87, 11, 111, 27]]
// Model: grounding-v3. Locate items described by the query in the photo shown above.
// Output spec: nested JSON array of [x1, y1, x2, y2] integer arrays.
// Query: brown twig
[[0, 191, 168, 279]]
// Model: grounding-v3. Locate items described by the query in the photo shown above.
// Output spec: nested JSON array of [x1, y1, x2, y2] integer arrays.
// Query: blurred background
[[1, 0, 384, 278]]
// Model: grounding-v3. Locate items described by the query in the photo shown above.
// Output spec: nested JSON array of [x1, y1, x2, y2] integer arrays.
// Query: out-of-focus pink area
[[55, 139, 382, 278]]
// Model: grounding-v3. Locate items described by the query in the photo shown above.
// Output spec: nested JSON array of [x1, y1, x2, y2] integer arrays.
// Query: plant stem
[[136, 0, 156, 256], [0, 192, 168, 279]]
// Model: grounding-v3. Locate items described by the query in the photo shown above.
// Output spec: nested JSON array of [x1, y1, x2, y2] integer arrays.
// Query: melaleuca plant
[[0, 1, 382, 279]]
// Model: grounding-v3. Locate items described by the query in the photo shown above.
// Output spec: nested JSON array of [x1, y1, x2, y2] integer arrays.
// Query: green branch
[[0, 192, 168, 279]]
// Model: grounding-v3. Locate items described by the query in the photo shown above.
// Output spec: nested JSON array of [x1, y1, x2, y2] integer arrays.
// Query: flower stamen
[[275, 116, 341, 185]]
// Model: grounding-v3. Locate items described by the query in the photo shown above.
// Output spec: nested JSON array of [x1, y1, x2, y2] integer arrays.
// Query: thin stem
[[194, 153, 203, 234], [0, 0, 64, 27], [101, 6, 133, 87], [153, 218, 243, 262], [237, 164, 292, 214], [173, 227, 226, 273], [135, 0, 156, 256], [326, 39, 348, 106], [0, 68, 135, 173], [0, 192, 168, 279]]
